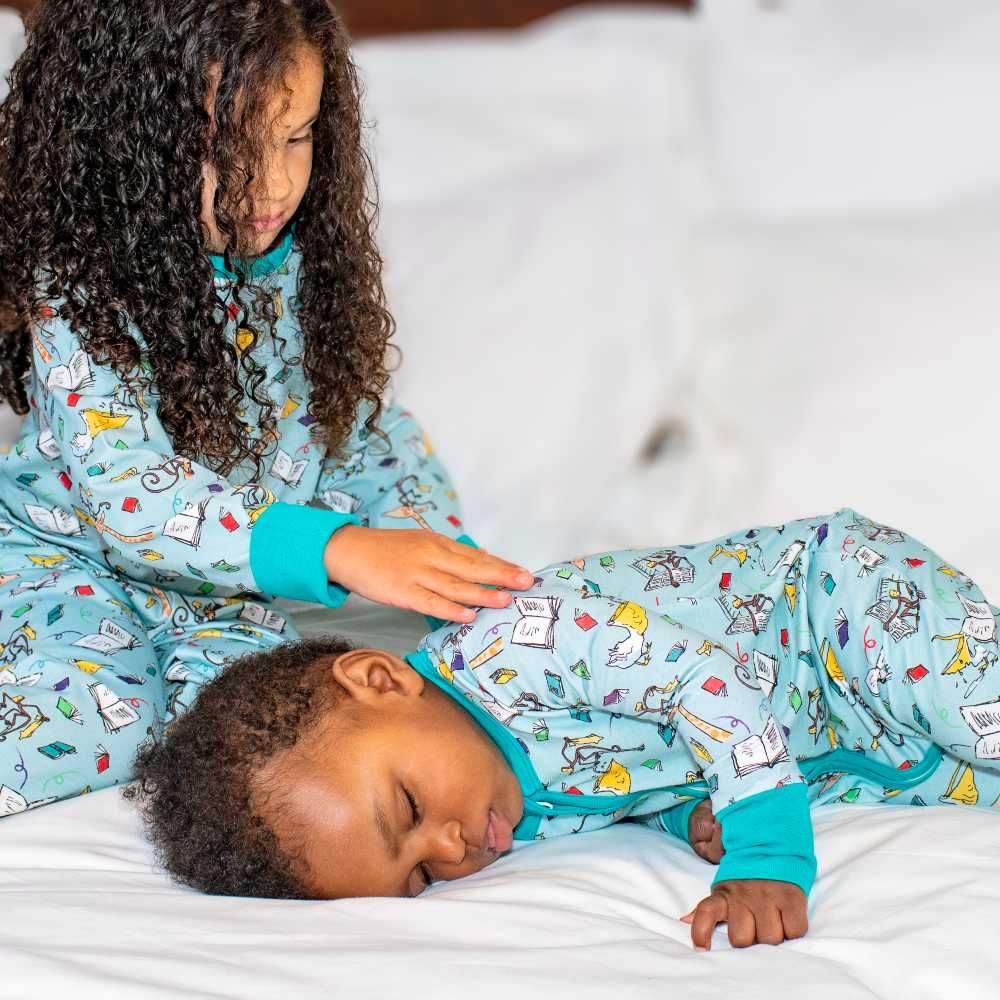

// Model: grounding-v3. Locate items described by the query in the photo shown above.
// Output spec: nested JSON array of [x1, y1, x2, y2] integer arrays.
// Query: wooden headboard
[[5, 1, 693, 37]]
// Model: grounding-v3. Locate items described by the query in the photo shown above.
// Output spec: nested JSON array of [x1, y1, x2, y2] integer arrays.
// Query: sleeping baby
[[128, 507, 1000, 949]]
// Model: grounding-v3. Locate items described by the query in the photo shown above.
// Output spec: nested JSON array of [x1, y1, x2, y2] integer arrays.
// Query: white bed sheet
[[2, 4, 1000, 997], [2, 597, 999, 999]]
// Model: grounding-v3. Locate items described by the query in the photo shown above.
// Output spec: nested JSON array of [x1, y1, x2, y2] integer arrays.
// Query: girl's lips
[[485, 807, 513, 854], [252, 214, 285, 232]]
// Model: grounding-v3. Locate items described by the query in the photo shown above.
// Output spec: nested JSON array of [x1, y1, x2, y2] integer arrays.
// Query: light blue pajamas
[[0, 230, 469, 816], [406, 508, 1000, 896]]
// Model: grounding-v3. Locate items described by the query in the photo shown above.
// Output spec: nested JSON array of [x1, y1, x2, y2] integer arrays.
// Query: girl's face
[[200, 45, 324, 256]]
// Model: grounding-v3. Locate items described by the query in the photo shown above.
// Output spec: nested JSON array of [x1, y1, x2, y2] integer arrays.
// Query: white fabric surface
[[1, 757, 998, 999], [3, 5, 1000, 996], [355, 7, 709, 567], [700, 0, 1000, 218], [663, 210, 1000, 601]]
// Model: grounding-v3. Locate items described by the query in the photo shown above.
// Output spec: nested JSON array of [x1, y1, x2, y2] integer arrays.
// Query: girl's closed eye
[[289, 130, 313, 145], [403, 785, 433, 894]]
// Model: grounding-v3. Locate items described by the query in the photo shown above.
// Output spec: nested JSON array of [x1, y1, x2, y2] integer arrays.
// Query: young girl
[[0, 0, 532, 816]]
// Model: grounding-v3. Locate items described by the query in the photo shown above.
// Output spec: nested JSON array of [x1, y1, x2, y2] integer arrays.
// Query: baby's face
[[258, 650, 524, 899]]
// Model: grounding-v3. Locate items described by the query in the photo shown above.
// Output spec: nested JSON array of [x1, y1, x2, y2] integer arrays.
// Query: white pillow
[[675, 211, 1000, 599], [355, 13, 710, 566], [701, 0, 1000, 218]]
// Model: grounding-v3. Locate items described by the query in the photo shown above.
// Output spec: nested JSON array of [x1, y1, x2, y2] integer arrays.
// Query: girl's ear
[[330, 649, 424, 703]]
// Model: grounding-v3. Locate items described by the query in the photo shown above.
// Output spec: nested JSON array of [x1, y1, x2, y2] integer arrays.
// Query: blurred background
[[2, 1, 1000, 594]]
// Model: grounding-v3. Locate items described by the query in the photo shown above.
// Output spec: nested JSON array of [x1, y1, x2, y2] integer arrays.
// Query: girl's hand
[[680, 879, 808, 950], [687, 800, 725, 864], [323, 525, 535, 623]]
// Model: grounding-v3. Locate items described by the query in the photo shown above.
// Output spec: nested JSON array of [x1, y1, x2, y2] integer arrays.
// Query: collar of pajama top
[[404, 645, 694, 841], [208, 226, 296, 282]]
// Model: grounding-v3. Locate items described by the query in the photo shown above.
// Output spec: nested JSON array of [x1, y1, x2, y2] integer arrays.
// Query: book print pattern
[[421, 507, 1000, 842]]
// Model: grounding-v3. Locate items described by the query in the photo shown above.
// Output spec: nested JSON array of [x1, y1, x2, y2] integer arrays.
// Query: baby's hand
[[687, 800, 724, 864], [323, 525, 535, 622], [681, 879, 808, 950]]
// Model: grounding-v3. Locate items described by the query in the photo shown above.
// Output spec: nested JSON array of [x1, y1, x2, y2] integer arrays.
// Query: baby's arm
[[584, 613, 815, 946]]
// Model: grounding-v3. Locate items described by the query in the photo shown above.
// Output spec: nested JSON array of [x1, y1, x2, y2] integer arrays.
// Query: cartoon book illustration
[[957, 594, 997, 643], [72, 618, 140, 655], [239, 603, 287, 632], [45, 349, 94, 392], [854, 545, 886, 577], [731, 716, 789, 779], [751, 649, 779, 700], [163, 497, 210, 547], [36, 426, 61, 460], [866, 576, 923, 642], [716, 593, 773, 635], [270, 448, 308, 487], [631, 550, 695, 590], [23, 503, 83, 537], [959, 697, 1000, 760], [768, 540, 805, 576], [88, 682, 140, 733], [511, 596, 562, 650]]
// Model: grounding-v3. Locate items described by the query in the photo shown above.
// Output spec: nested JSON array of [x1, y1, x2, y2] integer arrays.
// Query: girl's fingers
[[427, 575, 514, 611], [441, 540, 534, 590], [409, 586, 476, 624]]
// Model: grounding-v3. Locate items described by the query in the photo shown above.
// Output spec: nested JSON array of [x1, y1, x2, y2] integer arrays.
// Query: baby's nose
[[430, 820, 468, 866]]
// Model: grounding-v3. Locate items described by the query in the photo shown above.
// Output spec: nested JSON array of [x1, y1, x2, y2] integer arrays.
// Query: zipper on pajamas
[[798, 744, 944, 790]]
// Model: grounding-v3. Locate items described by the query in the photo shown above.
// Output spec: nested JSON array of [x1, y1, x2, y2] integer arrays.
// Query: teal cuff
[[424, 533, 481, 632], [250, 501, 360, 607], [712, 783, 816, 897], [657, 796, 705, 844]]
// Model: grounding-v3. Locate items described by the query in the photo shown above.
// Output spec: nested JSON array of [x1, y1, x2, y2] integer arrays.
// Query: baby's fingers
[[689, 894, 728, 951]]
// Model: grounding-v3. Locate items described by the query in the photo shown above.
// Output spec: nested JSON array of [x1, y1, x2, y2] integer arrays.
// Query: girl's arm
[[314, 400, 473, 542], [314, 400, 534, 623], [29, 312, 358, 606]]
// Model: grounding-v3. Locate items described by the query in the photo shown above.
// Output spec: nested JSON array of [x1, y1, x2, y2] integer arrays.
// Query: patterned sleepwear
[[0, 230, 469, 815], [407, 508, 1000, 894]]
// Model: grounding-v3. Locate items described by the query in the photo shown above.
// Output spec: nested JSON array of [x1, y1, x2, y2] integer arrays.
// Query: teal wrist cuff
[[250, 501, 360, 607], [658, 796, 704, 843], [712, 783, 816, 896]]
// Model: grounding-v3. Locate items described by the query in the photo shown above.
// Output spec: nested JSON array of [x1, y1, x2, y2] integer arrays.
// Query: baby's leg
[[805, 508, 1000, 800], [0, 527, 166, 815]]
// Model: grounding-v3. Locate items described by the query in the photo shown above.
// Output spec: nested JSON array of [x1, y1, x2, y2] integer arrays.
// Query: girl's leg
[[0, 528, 166, 815]]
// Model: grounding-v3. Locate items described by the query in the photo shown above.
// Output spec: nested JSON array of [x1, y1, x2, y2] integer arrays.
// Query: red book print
[[702, 676, 727, 696], [574, 611, 597, 631], [219, 511, 239, 532]]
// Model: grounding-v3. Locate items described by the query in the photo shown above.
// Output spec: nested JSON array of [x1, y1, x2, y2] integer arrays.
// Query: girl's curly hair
[[0, 0, 395, 479]]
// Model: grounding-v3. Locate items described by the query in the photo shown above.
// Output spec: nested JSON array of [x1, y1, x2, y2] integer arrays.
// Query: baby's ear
[[330, 649, 423, 702]]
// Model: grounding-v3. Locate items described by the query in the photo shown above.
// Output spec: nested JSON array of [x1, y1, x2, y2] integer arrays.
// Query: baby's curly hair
[[125, 634, 354, 898], [0, 0, 395, 479]]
